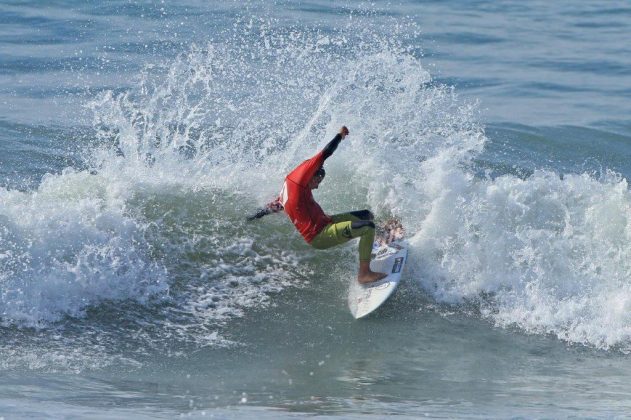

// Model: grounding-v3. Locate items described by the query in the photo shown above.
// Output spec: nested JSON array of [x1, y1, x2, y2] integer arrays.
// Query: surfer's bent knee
[[351, 219, 375, 230], [349, 209, 374, 221]]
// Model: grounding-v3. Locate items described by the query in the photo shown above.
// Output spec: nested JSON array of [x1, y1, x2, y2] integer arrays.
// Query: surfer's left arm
[[321, 126, 349, 160], [286, 126, 349, 186]]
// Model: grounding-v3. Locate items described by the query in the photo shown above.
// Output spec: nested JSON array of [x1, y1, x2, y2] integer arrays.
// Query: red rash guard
[[281, 150, 332, 243]]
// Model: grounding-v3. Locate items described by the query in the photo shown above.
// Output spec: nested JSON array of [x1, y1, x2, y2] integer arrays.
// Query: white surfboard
[[348, 240, 408, 319]]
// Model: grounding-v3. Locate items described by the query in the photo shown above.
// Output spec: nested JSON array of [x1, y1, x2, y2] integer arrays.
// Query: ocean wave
[[2, 11, 631, 354]]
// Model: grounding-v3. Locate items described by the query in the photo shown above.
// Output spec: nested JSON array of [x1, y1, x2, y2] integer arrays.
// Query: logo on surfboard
[[392, 257, 404, 273]]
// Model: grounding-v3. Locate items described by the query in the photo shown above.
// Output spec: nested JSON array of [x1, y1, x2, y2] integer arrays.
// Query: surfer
[[249, 126, 388, 284]]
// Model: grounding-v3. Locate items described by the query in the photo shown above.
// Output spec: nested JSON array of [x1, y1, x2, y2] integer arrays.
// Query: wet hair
[[315, 166, 326, 178]]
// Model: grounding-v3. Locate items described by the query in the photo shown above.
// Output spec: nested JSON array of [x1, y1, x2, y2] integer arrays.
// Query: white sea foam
[[408, 168, 631, 350], [0, 169, 168, 326]]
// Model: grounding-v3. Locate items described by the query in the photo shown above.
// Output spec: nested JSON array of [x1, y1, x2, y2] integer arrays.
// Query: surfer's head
[[309, 167, 325, 189]]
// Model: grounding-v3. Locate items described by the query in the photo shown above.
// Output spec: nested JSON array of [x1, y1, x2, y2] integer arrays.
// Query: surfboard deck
[[348, 222, 408, 319]]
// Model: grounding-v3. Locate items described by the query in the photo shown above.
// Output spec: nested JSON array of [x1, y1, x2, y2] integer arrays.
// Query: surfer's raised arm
[[247, 126, 349, 221], [322, 126, 349, 159]]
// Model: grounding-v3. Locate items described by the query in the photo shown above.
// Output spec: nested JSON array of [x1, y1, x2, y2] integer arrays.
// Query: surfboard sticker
[[392, 257, 404, 273]]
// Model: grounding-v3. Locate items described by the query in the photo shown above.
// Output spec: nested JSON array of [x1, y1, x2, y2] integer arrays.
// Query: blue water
[[2, 1, 631, 418]]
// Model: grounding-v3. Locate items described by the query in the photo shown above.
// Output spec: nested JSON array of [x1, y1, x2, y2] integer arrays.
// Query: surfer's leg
[[347, 220, 376, 261], [349, 209, 374, 221], [329, 209, 374, 224], [348, 220, 388, 284], [310, 222, 352, 250], [310, 220, 386, 283], [312, 220, 387, 284], [311, 218, 376, 251]]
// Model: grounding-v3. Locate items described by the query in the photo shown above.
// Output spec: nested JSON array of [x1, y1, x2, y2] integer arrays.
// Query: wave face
[[2, 10, 631, 354]]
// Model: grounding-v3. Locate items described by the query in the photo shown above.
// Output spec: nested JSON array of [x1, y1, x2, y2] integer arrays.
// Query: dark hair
[[315, 167, 326, 178]]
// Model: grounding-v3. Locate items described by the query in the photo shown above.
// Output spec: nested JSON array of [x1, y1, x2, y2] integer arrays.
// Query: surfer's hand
[[339, 126, 349, 139]]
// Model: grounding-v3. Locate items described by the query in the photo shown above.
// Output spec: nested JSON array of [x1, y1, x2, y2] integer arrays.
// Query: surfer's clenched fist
[[339, 126, 349, 139]]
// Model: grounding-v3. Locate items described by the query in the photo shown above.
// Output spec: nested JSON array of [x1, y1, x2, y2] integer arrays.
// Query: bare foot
[[358, 271, 388, 284]]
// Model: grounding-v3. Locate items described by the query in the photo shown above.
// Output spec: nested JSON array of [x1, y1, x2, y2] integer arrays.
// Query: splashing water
[[0, 169, 168, 326]]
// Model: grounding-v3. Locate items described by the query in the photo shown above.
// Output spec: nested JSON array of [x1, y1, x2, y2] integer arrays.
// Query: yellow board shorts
[[310, 210, 375, 261]]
